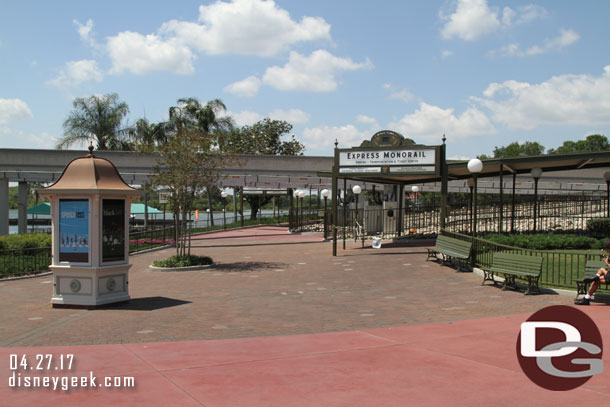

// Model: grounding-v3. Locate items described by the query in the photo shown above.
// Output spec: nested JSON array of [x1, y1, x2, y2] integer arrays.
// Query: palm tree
[[57, 93, 130, 150], [168, 98, 234, 137], [129, 118, 170, 153]]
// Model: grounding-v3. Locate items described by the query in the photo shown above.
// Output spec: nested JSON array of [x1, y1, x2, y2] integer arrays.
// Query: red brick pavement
[[2, 226, 608, 406], [0, 226, 577, 347]]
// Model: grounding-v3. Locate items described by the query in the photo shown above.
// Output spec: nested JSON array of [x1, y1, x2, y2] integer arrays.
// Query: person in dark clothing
[[575, 241, 610, 305]]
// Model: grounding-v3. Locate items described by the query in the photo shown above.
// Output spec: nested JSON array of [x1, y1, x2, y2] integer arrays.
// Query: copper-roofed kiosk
[[39, 146, 142, 308]]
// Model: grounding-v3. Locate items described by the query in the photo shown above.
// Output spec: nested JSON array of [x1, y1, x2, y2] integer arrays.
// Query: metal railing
[[1, 210, 294, 277], [321, 193, 609, 238], [441, 229, 603, 289], [129, 226, 176, 253], [0, 247, 52, 278]]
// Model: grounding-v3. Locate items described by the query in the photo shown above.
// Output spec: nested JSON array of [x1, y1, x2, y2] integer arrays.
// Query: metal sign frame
[[335, 145, 441, 177]]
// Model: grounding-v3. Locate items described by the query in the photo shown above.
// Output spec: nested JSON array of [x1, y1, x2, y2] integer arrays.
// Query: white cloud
[[448, 155, 474, 161], [47, 59, 104, 88], [269, 108, 309, 124], [103, 0, 331, 76], [492, 28, 579, 57], [383, 83, 415, 103], [475, 66, 610, 130], [441, 49, 454, 58], [226, 108, 309, 126], [107, 31, 195, 75], [302, 124, 370, 151], [389, 102, 496, 142], [0, 98, 33, 125], [440, 0, 500, 41], [441, 1, 547, 41], [501, 6, 516, 26], [224, 76, 262, 97], [227, 110, 264, 127], [263, 50, 373, 92], [160, 0, 331, 57], [356, 115, 377, 125], [513, 4, 548, 25], [22, 132, 56, 149], [525, 28, 579, 56], [0, 127, 55, 149], [73, 18, 98, 48]]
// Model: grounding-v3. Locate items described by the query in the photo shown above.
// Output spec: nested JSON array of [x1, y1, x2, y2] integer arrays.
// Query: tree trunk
[[174, 209, 180, 257], [208, 188, 215, 226]]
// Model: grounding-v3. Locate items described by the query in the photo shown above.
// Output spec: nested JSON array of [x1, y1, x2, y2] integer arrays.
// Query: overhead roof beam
[[577, 159, 594, 169], [502, 163, 515, 173]]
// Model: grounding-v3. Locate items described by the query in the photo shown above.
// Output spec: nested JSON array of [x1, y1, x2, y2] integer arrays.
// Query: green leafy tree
[[57, 93, 131, 150], [480, 141, 546, 158], [153, 127, 233, 257], [548, 134, 610, 154], [222, 118, 304, 155], [221, 118, 305, 219]]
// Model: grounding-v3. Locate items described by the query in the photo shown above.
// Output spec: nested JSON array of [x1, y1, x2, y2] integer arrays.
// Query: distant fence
[[321, 193, 609, 238]]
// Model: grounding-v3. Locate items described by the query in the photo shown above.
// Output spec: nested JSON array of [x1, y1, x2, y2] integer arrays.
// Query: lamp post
[[467, 178, 474, 233], [293, 190, 299, 231], [221, 191, 228, 229], [604, 172, 610, 218], [321, 189, 330, 240], [410, 186, 419, 233], [298, 190, 306, 231], [468, 158, 483, 238], [411, 185, 419, 206], [352, 185, 362, 243], [468, 158, 483, 269], [531, 167, 542, 232]]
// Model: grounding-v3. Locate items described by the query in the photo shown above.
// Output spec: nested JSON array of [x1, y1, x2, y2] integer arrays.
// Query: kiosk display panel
[[59, 199, 89, 262], [102, 199, 125, 262]]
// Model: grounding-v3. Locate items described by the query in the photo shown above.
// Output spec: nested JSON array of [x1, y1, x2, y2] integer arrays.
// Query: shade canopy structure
[[323, 130, 610, 256], [320, 151, 610, 186], [129, 203, 163, 214], [27, 202, 161, 215], [27, 202, 51, 215]]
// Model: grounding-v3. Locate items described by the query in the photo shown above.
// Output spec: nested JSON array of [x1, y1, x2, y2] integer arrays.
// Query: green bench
[[426, 235, 472, 272], [481, 252, 544, 295], [574, 260, 610, 298]]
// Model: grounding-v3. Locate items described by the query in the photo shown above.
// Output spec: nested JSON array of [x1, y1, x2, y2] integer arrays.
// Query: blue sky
[[1, 0, 609, 159]]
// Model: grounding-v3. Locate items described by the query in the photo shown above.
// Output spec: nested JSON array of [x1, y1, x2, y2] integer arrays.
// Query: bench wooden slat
[[482, 252, 544, 295], [426, 235, 472, 272]]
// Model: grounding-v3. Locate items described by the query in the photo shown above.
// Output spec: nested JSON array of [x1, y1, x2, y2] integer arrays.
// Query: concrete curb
[[471, 266, 610, 302], [471, 267, 576, 297], [0, 271, 52, 281], [148, 263, 215, 272], [130, 244, 174, 256]]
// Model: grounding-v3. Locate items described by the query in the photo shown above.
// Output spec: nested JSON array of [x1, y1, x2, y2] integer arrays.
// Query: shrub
[[587, 218, 610, 238], [483, 233, 603, 250], [0, 233, 51, 250], [152, 255, 213, 268]]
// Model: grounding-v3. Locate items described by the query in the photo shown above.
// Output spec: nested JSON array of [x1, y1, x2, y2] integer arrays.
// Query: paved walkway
[[1, 226, 608, 406]]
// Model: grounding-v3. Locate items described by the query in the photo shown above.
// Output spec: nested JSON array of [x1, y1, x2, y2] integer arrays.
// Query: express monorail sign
[[339, 149, 436, 167], [334, 130, 441, 176]]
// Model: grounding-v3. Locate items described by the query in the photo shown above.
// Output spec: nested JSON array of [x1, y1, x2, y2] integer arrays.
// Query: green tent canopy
[[27, 202, 162, 215], [129, 203, 163, 214], [28, 202, 51, 215]]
